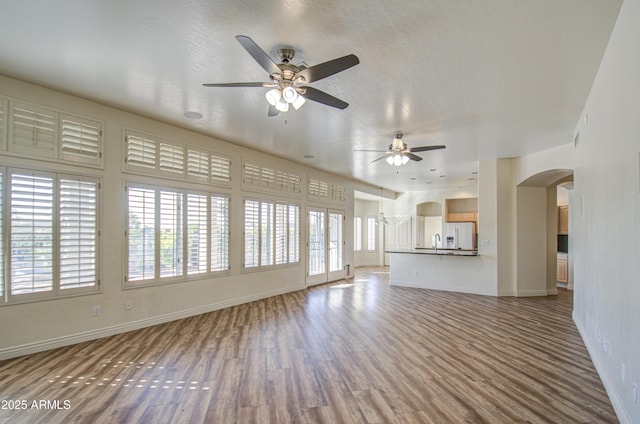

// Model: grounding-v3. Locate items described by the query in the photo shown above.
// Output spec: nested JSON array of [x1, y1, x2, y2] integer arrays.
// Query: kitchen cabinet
[[557, 253, 568, 283], [447, 212, 477, 222], [445, 198, 478, 231], [558, 205, 569, 235]]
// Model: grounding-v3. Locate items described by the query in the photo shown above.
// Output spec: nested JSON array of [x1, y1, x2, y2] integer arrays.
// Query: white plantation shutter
[[288, 205, 300, 263], [242, 163, 261, 190], [159, 143, 184, 176], [126, 134, 157, 170], [127, 187, 156, 281], [261, 167, 275, 191], [210, 154, 231, 183], [244, 199, 260, 268], [275, 203, 287, 265], [245, 199, 299, 269], [186, 194, 208, 275], [159, 191, 183, 278], [187, 149, 209, 182], [308, 179, 320, 196], [288, 174, 301, 195], [60, 114, 102, 166], [333, 185, 346, 202], [275, 170, 302, 196], [211, 195, 229, 271], [9, 102, 57, 159], [59, 177, 98, 289], [261, 201, 274, 266], [10, 172, 54, 295]]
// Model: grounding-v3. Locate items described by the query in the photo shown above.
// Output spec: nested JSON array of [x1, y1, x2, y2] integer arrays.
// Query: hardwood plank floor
[[0, 267, 617, 423]]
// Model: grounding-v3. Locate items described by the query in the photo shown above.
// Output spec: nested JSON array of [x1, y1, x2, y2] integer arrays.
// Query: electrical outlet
[[125, 301, 132, 311], [92, 306, 101, 317], [413, 271, 418, 277]]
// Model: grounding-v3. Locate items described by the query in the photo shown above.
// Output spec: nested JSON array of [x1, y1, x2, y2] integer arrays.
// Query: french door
[[306, 208, 345, 286]]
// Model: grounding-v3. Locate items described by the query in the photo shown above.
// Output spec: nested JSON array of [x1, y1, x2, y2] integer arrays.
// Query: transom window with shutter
[[125, 182, 229, 286], [0, 167, 99, 304], [0, 98, 104, 168], [243, 160, 301, 197], [307, 178, 346, 203], [60, 114, 102, 166], [243, 198, 299, 270], [125, 129, 231, 186]]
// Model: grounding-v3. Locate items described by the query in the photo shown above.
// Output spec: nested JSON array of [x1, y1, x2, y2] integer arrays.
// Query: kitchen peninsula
[[386, 248, 497, 296]]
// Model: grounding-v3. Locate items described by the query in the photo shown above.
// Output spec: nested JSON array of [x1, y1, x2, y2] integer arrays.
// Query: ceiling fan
[[203, 35, 359, 116], [354, 132, 446, 166]]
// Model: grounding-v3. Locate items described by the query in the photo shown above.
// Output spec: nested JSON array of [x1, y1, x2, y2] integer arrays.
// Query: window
[[0, 167, 99, 304], [243, 198, 300, 270], [2, 99, 104, 168], [124, 129, 231, 185], [367, 216, 377, 251], [126, 182, 229, 286], [354, 217, 362, 251]]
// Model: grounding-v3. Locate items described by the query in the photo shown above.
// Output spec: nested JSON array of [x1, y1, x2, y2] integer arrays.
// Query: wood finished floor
[[0, 267, 616, 423]]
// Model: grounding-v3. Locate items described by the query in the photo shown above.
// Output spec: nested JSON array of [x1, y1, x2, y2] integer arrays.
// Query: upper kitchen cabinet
[[558, 205, 569, 235], [445, 198, 478, 231]]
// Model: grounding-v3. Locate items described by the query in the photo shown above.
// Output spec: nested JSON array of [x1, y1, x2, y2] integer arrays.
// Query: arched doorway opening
[[516, 169, 573, 296]]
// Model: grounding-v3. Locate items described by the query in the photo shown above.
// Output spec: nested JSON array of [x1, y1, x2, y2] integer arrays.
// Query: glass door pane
[[329, 212, 343, 272], [308, 210, 325, 276]]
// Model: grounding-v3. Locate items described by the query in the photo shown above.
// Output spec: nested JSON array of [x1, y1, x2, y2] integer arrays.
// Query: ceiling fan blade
[[267, 105, 279, 117], [353, 149, 388, 152], [203, 82, 268, 88], [406, 152, 423, 161], [235, 35, 281, 75], [296, 54, 360, 83], [372, 154, 391, 163], [409, 145, 446, 152], [300, 86, 349, 109]]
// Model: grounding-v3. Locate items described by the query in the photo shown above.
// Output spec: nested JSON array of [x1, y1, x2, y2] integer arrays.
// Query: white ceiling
[[0, 0, 621, 193]]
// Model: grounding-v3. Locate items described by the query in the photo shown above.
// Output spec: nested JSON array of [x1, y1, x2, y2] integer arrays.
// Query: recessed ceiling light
[[469, 177, 475, 180], [439, 175, 446, 178], [427, 181, 432, 184], [184, 111, 203, 119], [430, 168, 437, 172], [303, 155, 314, 159], [410, 177, 416, 180], [471, 171, 478, 175]]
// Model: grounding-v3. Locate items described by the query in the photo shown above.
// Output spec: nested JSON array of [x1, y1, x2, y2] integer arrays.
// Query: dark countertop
[[386, 248, 479, 257]]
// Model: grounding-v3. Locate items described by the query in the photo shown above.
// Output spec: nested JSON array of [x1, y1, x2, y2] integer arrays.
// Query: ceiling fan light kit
[[355, 132, 446, 167], [204, 35, 358, 116]]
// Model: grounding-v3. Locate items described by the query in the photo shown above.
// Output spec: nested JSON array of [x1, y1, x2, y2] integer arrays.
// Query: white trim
[[515, 289, 549, 297], [0, 283, 303, 361]]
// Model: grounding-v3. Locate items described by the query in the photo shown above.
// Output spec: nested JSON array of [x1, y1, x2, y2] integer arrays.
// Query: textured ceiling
[[0, 0, 621, 193]]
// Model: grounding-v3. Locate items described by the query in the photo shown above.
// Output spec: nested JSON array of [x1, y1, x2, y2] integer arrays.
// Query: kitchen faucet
[[433, 233, 441, 252]]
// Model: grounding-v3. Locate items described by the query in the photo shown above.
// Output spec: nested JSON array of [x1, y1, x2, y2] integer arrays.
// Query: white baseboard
[[573, 312, 630, 424], [0, 284, 302, 361], [515, 289, 549, 297]]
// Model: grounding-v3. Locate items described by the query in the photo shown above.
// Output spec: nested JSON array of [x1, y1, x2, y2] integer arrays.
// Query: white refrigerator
[[443, 222, 476, 250]]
